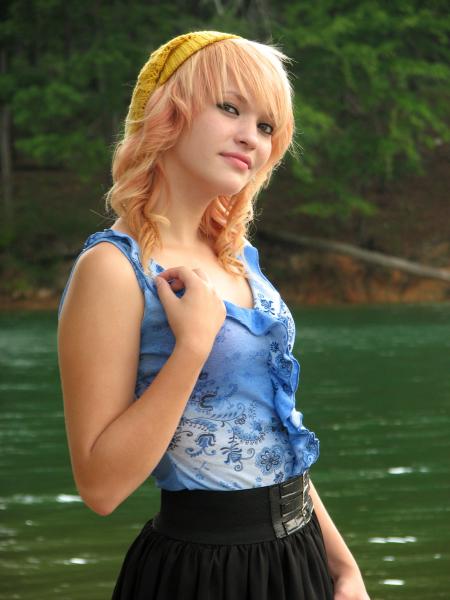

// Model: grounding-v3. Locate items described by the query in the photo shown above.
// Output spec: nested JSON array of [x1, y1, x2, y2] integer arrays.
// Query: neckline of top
[[102, 228, 258, 313]]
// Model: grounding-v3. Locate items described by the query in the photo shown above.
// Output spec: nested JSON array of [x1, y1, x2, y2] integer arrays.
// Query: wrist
[[174, 339, 211, 364], [331, 559, 363, 582]]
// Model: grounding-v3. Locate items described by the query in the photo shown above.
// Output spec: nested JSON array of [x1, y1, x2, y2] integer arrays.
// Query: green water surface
[[1, 303, 449, 599]]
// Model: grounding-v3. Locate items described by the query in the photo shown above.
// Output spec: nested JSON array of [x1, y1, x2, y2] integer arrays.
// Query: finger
[[156, 266, 195, 282], [154, 274, 178, 307], [158, 266, 211, 288], [165, 277, 184, 291]]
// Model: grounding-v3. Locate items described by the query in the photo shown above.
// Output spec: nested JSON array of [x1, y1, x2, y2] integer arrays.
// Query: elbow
[[81, 491, 117, 516], [76, 480, 120, 516], [86, 498, 115, 517]]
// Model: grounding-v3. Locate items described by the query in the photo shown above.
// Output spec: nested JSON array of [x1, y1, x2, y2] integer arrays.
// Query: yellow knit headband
[[124, 30, 242, 137]]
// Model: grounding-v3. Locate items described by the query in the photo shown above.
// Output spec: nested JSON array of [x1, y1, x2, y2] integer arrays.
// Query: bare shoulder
[[77, 240, 142, 283], [63, 241, 144, 313]]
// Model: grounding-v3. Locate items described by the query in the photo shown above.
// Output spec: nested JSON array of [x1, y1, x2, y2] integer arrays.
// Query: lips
[[220, 152, 252, 169]]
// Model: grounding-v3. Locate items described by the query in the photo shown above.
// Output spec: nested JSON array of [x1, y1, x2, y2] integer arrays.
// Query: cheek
[[202, 115, 227, 140], [176, 129, 208, 162], [188, 118, 222, 152], [259, 143, 273, 169]]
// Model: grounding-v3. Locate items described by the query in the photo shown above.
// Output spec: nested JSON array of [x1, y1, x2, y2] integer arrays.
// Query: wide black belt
[[269, 470, 314, 538], [151, 470, 314, 545]]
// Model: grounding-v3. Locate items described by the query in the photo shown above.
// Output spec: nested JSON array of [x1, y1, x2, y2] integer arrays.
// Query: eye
[[217, 103, 274, 136], [217, 102, 239, 115], [259, 122, 274, 136]]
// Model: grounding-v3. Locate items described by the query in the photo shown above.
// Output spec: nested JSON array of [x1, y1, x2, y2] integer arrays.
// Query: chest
[[210, 268, 254, 309], [151, 251, 255, 310]]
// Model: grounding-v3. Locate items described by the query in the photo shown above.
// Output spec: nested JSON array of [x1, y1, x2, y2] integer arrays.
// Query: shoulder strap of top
[[57, 229, 153, 320], [241, 239, 280, 296], [241, 239, 263, 277]]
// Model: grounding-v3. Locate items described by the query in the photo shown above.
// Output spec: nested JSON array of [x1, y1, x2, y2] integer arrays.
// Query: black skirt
[[111, 471, 335, 600]]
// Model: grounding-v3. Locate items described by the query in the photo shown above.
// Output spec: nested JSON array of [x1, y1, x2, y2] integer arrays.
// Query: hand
[[155, 266, 226, 355], [333, 568, 371, 600]]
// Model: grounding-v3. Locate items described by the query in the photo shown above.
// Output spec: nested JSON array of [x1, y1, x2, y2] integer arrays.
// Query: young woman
[[57, 30, 370, 600]]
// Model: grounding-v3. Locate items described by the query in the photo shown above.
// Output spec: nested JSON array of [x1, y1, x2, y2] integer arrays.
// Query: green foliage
[[275, 0, 449, 214], [2, 0, 449, 219], [4, 0, 188, 177]]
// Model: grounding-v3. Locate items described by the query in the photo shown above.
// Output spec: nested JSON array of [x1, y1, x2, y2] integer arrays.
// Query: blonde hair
[[104, 36, 298, 278]]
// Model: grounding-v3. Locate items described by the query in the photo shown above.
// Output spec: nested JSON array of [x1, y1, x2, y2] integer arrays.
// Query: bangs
[[172, 37, 295, 143]]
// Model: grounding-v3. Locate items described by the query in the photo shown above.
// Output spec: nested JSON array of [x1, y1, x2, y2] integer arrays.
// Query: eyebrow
[[224, 90, 249, 104], [223, 90, 274, 125]]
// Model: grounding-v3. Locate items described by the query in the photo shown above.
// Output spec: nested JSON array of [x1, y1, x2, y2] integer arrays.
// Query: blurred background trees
[[1, 0, 449, 302]]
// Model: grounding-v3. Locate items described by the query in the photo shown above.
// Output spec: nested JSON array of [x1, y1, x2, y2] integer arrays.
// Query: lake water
[[1, 303, 449, 599]]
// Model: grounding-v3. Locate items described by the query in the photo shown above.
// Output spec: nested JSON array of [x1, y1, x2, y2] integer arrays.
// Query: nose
[[235, 117, 258, 149]]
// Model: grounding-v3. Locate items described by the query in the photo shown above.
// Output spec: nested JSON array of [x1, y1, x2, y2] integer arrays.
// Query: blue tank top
[[58, 228, 320, 491]]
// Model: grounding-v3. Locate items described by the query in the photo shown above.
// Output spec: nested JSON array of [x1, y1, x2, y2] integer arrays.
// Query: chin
[[216, 179, 250, 197]]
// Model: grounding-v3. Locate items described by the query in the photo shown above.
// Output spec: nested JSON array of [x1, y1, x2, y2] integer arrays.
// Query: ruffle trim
[[225, 302, 320, 475]]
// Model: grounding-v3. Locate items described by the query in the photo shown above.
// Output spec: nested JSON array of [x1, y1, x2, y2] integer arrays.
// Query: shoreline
[[2, 280, 449, 312], [3, 244, 449, 312]]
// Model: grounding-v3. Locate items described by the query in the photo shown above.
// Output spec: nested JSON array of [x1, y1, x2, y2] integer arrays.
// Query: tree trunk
[[258, 229, 450, 283], [0, 48, 14, 241]]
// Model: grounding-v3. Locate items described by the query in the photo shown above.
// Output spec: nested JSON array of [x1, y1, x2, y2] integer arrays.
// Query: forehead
[[222, 75, 269, 116], [223, 73, 249, 101], [224, 90, 248, 104]]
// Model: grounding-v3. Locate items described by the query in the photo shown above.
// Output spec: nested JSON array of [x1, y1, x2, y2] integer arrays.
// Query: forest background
[[1, 0, 449, 308]]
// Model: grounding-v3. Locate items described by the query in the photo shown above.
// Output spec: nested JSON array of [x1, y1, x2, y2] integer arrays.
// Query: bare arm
[[57, 243, 208, 516], [309, 478, 370, 597]]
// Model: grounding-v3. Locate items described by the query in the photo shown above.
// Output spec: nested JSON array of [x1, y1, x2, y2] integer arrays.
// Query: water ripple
[[369, 536, 417, 543], [0, 493, 82, 506]]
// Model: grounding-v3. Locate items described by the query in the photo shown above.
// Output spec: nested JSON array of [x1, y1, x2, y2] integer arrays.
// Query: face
[[163, 78, 274, 198]]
